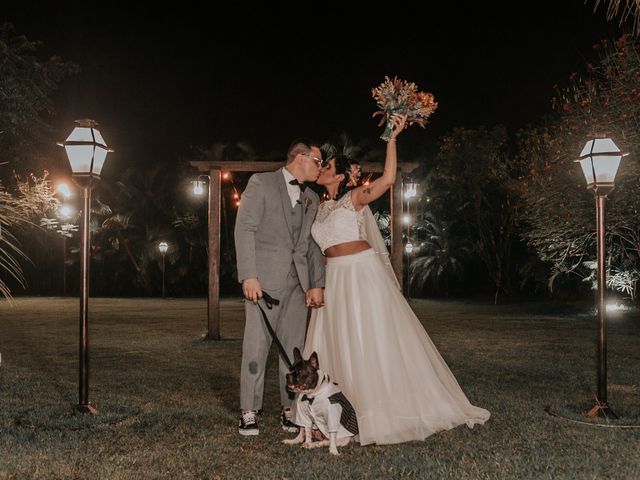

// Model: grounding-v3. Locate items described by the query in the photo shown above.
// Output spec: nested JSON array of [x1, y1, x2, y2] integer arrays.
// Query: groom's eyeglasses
[[303, 152, 324, 167]]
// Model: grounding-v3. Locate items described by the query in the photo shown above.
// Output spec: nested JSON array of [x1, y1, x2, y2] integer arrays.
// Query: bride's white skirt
[[303, 249, 490, 445]]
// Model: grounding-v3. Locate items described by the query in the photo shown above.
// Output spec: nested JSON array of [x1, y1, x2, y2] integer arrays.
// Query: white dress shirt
[[282, 167, 301, 208]]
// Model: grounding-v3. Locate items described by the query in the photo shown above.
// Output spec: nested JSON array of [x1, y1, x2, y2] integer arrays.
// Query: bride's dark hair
[[330, 154, 361, 201]]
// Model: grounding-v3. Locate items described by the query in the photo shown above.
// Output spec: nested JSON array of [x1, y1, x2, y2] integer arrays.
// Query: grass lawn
[[1, 297, 639, 479]]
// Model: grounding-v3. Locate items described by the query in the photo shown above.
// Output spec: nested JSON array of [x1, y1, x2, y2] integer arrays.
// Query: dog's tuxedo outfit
[[294, 371, 359, 440]]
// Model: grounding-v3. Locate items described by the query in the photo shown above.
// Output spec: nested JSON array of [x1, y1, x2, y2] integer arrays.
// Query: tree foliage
[[0, 25, 76, 299], [517, 35, 640, 300], [0, 23, 78, 167], [421, 126, 520, 302], [0, 171, 58, 299], [409, 213, 471, 297]]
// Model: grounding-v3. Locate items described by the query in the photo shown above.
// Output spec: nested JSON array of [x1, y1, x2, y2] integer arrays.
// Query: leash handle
[[261, 291, 279, 308]]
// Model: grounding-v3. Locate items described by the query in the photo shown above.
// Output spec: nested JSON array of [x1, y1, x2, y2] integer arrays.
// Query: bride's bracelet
[[388, 138, 396, 143]]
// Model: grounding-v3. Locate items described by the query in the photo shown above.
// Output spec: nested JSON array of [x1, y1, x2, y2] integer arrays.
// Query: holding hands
[[306, 288, 324, 308]]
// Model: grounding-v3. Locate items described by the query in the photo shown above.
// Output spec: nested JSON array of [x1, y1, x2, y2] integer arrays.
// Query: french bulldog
[[283, 348, 358, 456]]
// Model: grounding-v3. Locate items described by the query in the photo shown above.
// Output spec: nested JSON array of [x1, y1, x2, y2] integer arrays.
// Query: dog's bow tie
[[300, 394, 315, 404], [289, 179, 308, 192]]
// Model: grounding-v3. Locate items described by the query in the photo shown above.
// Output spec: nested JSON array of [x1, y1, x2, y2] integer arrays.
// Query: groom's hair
[[287, 138, 320, 164]]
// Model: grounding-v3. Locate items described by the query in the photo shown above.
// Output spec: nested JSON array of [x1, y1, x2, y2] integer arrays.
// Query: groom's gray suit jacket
[[235, 169, 325, 292]]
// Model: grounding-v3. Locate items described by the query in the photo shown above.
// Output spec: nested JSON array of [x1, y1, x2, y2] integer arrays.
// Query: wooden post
[[206, 168, 221, 340], [391, 174, 404, 289]]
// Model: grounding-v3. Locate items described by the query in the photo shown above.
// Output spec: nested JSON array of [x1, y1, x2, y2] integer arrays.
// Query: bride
[[303, 114, 490, 445]]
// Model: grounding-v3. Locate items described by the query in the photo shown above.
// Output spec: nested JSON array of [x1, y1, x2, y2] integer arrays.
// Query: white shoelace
[[242, 411, 257, 424]]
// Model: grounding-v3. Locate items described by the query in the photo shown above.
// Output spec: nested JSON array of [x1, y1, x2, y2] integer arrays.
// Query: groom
[[234, 139, 325, 436]]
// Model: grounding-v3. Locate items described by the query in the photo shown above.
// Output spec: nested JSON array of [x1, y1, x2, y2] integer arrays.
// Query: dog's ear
[[309, 351, 319, 370], [293, 347, 303, 363]]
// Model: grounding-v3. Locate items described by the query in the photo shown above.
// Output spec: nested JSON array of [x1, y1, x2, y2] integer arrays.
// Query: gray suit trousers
[[240, 265, 309, 410]]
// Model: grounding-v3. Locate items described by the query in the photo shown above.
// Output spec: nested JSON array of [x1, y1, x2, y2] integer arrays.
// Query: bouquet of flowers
[[372, 76, 438, 141]]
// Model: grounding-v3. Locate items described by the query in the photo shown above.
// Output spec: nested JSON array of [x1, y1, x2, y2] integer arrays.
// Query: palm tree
[[80, 164, 180, 296], [409, 213, 471, 297], [206, 141, 256, 162], [321, 133, 365, 160], [0, 172, 58, 299], [90, 212, 156, 295], [0, 188, 29, 299]]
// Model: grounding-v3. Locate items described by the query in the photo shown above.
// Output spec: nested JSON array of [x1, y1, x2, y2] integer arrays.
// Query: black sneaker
[[238, 410, 259, 436], [280, 408, 299, 433]]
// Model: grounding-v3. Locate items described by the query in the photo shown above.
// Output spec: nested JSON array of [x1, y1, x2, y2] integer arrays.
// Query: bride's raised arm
[[351, 114, 407, 210]]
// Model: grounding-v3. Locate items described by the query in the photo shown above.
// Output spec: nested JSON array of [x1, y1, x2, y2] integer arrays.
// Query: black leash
[[255, 292, 293, 370]]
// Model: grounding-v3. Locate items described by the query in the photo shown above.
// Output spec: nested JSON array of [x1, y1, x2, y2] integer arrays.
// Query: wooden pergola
[[190, 160, 419, 340]]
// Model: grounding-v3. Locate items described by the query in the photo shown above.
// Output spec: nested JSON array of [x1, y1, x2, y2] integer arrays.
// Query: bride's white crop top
[[311, 191, 368, 254]]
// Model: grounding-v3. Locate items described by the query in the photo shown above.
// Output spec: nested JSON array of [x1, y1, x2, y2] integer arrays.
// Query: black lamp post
[[158, 241, 169, 298], [576, 136, 625, 419], [58, 119, 113, 414]]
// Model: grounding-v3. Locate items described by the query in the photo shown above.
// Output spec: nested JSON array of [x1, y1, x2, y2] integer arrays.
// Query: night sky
[[1, 2, 623, 178]]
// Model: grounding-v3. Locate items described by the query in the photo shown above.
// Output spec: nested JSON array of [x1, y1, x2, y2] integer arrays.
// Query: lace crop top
[[311, 191, 368, 254]]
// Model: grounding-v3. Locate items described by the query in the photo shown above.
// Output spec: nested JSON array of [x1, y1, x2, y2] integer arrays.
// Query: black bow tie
[[300, 394, 314, 404], [289, 179, 308, 192]]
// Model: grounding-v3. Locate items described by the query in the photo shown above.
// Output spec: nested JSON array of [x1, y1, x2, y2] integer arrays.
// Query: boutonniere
[[303, 196, 312, 214]]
